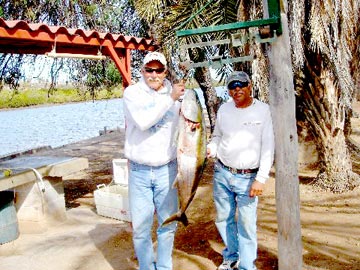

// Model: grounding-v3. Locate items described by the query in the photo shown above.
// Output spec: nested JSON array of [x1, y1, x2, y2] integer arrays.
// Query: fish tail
[[161, 212, 189, 227], [179, 212, 189, 226], [161, 213, 179, 227]]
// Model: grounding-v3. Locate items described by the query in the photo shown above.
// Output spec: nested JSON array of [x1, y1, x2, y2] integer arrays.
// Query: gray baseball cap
[[226, 71, 251, 88]]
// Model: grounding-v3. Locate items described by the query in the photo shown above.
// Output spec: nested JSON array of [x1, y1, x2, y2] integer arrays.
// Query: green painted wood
[[176, 17, 279, 37], [267, 0, 282, 34], [187, 55, 254, 69]]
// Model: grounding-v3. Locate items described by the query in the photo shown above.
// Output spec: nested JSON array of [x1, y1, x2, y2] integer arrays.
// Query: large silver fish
[[163, 89, 207, 226]]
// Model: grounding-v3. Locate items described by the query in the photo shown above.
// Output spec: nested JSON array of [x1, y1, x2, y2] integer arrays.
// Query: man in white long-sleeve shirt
[[207, 71, 275, 270], [123, 52, 185, 270]]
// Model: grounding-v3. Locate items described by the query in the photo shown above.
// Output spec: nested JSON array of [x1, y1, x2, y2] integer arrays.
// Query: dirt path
[[1, 103, 360, 270]]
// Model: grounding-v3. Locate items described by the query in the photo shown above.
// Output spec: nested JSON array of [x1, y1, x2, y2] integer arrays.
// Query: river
[[0, 87, 228, 157], [0, 99, 124, 157]]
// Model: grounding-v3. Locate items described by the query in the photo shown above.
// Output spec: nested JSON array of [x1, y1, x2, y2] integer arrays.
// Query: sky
[[22, 55, 72, 85], [21, 54, 223, 87]]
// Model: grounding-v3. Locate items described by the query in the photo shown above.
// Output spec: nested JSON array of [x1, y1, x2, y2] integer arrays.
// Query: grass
[[0, 78, 222, 109], [0, 86, 123, 109]]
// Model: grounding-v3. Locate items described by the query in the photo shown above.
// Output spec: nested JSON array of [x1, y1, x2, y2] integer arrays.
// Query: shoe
[[217, 260, 239, 270]]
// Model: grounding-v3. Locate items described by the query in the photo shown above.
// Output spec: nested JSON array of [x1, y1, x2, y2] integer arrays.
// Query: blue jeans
[[128, 159, 178, 270], [213, 161, 258, 270]]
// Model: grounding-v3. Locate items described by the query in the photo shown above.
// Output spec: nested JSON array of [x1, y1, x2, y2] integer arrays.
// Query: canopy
[[0, 18, 158, 87]]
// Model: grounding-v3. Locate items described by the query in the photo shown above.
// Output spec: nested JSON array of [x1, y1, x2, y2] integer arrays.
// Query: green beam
[[188, 54, 254, 69], [176, 17, 279, 37], [267, 0, 282, 34], [268, 0, 281, 18]]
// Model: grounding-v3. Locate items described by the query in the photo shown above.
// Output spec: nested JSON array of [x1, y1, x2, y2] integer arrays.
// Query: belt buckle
[[229, 167, 237, 174]]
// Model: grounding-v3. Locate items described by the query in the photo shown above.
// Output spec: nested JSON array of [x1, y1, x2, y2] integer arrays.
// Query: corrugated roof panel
[[0, 18, 159, 87], [0, 18, 156, 48]]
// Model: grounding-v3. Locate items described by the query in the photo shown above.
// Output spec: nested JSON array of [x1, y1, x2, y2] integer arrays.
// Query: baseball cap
[[226, 71, 251, 88], [143, 52, 167, 67]]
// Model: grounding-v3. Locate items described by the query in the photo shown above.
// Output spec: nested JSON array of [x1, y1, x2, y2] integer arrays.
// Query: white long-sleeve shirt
[[207, 99, 275, 183], [123, 78, 180, 166]]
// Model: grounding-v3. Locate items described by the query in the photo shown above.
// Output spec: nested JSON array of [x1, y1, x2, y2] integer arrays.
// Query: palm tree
[[133, 0, 360, 192], [287, 0, 360, 192]]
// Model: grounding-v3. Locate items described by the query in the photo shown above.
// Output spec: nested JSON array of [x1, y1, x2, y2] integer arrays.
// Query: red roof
[[0, 18, 158, 55], [0, 18, 159, 87]]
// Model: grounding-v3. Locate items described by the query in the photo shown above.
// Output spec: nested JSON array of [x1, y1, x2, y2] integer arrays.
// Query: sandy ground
[[0, 103, 360, 270]]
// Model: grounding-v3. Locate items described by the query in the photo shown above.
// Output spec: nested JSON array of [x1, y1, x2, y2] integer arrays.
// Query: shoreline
[[0, 96, 122, 112], [0, 128, 124, 160]]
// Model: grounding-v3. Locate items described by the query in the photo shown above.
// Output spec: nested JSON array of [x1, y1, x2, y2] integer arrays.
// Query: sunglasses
[[144, 67, 166, 74], [228, 81, 249, 90]]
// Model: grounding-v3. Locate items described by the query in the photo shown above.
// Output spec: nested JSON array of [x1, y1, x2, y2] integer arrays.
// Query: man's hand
[[171, 81, 185, 101], [206, 147, 212, 158], [249, 180, 264, 197]]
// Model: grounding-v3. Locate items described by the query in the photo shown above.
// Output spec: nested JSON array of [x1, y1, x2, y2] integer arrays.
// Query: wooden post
[[266, 5, 303, 270]]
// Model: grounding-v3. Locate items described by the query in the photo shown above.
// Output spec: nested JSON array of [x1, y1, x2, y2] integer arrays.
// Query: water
[[0, 99, 124, 157], [0, 86, 228, 157]]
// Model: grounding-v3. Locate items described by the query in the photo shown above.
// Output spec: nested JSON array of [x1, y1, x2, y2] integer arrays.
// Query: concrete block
[[14, 178, 66, 233]]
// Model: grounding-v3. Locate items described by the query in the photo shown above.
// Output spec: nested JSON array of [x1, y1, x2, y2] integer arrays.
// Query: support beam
[[176, 18, 280, 37], [45, 51, 106, 60], [267, 12, 303, 270], [107, 46, 132, 88]]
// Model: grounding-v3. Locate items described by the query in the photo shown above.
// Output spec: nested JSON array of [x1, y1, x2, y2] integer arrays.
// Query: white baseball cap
[[143, 52, 167, 67]]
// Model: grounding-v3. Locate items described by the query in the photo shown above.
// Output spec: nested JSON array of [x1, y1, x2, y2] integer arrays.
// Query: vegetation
[[0, 86, 123, 109], [132, 0, 360, 192], [288, 0, 359, 192], [0, 0, 147, 93], [0, 78, 202, 109]]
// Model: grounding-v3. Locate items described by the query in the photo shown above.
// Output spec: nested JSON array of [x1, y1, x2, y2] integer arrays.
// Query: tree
[[0, 0, 147, 93], [133, 0, 360, 192], [288, 0, 360, 192]]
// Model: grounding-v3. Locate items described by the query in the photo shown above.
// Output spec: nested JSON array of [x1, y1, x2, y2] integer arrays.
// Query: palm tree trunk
[[193, 67, 220, 134], [188, 48, 221, 133], [315, 130, 357, 192], [303, 59, 360, 192]]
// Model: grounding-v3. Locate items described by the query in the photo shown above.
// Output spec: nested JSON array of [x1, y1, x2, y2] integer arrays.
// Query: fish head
[[181, 89, 203, 123]]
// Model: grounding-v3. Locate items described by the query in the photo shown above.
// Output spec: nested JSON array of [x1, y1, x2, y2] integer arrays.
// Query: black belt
[[218, 159, 258, 174]]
